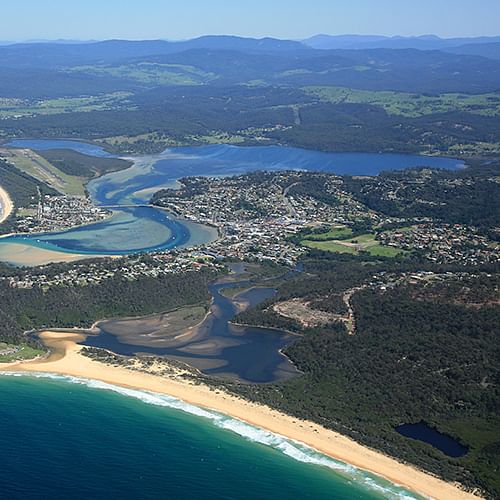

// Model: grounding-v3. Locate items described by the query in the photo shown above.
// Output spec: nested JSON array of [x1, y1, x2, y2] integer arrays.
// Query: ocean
[[0, 373, 420, 499]]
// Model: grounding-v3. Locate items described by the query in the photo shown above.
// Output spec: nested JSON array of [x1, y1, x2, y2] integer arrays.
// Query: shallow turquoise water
[[4, 207, 190, 255], [0, 374, 421, 499], [1, 141, 463, 258]]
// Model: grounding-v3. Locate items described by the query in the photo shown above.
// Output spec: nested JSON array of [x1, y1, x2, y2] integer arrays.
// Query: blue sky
[[3, 0, 500, 41]]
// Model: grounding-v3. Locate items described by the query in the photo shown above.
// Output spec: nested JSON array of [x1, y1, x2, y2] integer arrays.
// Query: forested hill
[[1, 37, 500, 96], [1, 36, 500, 156], [231, 253, 500, 497], [0, 269, 217, 347]]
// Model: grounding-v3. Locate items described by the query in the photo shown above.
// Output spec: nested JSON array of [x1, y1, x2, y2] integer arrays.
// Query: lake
[[1, 140, 464, 260]]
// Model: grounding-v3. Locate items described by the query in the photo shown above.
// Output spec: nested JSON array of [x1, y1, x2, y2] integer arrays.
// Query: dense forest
[[0, 269, 217, 347], [231, 253, 500, 497], [38, 149, 132, 179], [344, 163, 500, 233]]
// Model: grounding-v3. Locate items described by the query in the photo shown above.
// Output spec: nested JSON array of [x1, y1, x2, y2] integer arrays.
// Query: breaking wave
[[1, 371, 424, 499]]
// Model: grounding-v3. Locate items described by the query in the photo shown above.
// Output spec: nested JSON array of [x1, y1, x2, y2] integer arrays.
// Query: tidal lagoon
[[84, 280, 299, 383], [1, 140, 463, 262]]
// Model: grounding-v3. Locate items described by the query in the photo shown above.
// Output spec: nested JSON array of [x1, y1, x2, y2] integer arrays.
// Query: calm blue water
[[7, 139, 114, 157], [84, 282, 299, 383], [6, 207, 191, 255], [1, 140, 463, 258], [0, 374, 421, 499], [396, 422, 468, 458]]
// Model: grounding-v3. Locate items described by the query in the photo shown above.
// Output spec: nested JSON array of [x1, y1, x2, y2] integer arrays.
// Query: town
[[1, 250, 224, 290], [152, 170, 499, 266], [152, 171, 375, 265], [13, 193, 111, 233], [2, 169, 498, 292], [379, 223, 498, 265]]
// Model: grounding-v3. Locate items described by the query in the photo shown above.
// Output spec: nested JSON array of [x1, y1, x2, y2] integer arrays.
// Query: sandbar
[[0, 242, 89, 266]]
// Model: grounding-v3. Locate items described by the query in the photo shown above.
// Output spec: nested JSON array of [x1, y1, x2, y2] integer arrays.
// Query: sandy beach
[[0, 331, 479, 500], [0, 242, 89, 266], [0, 184, 13, 224]]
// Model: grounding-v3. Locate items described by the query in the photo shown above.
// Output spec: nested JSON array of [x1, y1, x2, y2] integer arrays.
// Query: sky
[[3, 0, 500, 41]]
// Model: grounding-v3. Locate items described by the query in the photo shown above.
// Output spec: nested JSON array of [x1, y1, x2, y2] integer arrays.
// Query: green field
[[448, 141, 500, 155], [68, 63, 217, 86], [188, 132, 248, 145], [0, 342, 44, 363], [3, 149, 87, 196], [0, 92, 134, 119], [156, 305, 207, 336], [305, 86, 500, 117], [303, 225, 354, 241], [220, 285, 253, 298], [302, 231, 403, 257]]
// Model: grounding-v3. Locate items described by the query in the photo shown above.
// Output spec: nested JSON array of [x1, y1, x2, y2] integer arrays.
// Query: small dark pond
[[395, 422, 468, 458]]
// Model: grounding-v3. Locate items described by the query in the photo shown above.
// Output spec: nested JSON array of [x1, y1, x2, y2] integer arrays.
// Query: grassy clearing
[[113, 305, 208, 345], [68, 63, 217, 86], [302, 232, 403, 257], [305, 86, 500, 117], [447, 141, 500, 155], [303, 225, 353, 241], [16, 207, 37, 217], [220, 286, 252, 298], [97, 132, 185, 154], [159, 305, 207, 335], [0, 92, 134, 119], [0, 342, 45, 363], [3, 149, 87, 196], [303, 240, 358, 254], [99, 132, 170, 146], [187, 132, 248, 145]]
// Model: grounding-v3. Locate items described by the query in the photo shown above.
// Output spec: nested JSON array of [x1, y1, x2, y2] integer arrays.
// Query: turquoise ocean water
[[0, 373, 421, 500], [0, 141, 438, 497]]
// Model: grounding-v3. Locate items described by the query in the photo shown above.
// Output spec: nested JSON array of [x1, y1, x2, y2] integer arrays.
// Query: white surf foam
[[1, 371, 423, 499]]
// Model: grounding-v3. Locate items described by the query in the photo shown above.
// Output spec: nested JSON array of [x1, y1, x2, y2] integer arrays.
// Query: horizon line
[[2, 33, 500, 44]]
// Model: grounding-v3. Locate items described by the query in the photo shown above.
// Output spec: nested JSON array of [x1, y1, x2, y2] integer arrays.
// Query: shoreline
[[0, 184, 13, 224], [0, 241, 98, 267], [0, 331, 479, 500], [0, 205, 219, 267]]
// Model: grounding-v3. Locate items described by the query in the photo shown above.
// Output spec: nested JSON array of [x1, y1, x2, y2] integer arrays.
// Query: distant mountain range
[[2, 34, 500, 60], [0, 35, 499, 97], [0, 36, 311, 69], [303, 34, 500, 56]]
